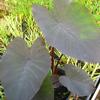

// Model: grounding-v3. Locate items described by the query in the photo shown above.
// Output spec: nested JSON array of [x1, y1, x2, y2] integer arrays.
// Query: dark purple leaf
[[0, 37, 50, 100], [32, 0, 100, 63], [59, 64, 95, 96]]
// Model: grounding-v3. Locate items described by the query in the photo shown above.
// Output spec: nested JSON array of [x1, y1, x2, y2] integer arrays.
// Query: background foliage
[[0, 0, 100, 99]]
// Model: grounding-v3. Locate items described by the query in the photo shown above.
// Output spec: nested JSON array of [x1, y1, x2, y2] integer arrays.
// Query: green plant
[[76, 0, 100, 26], [0, 36, 94, 100], [0, 0, 100, 100]]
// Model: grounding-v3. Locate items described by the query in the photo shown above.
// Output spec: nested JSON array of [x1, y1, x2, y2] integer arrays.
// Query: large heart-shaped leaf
[[59, 64, 94, 96], [0, 37, 50, 100], [33, 72, 54, 100], [32, 0, 100, 63]]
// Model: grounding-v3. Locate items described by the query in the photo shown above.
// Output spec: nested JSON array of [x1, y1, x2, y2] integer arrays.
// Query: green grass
[[77, 0, 100, 26]]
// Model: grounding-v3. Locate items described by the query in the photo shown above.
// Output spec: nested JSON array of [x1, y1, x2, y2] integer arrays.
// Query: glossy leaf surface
[[59, 64, 94, 96], [0, 37, 50, 100], [32, 0, 100, 63]]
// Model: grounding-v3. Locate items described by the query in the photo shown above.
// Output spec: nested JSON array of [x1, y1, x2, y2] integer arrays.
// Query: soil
[[0, 0, 8, 18], [54, 86, 70, 100]]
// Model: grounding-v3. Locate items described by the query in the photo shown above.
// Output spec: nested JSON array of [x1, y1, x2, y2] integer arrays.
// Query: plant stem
[[74, 95, 79, 100], [50, 47, 54, 73], [54, 54, 63, 74]]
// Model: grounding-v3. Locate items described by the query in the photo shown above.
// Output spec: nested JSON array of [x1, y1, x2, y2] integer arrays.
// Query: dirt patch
[[0, 0, 8, 18]]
